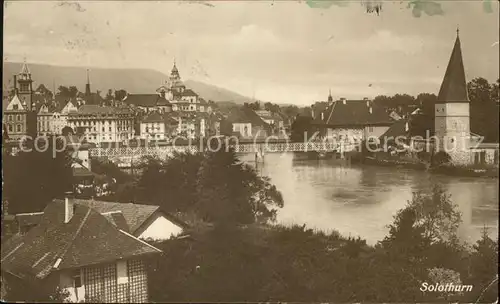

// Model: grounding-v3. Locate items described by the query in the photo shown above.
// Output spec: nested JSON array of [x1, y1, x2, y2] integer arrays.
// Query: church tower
[[17, 60, 34, 111], [434, 29, 470, 164]]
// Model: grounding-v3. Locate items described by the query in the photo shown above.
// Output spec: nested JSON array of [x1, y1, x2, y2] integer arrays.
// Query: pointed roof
[[437, 31, 469, 103], [20, 60, 30, 75]]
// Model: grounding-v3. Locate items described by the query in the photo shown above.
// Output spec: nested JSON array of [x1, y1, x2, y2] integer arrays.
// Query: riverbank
[[363, 156, 498, 178]]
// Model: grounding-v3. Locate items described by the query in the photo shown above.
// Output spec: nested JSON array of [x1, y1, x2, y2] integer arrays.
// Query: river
[[238, 152, 499, 245]]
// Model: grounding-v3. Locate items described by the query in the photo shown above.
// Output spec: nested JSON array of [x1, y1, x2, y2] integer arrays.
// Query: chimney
[[64, 192, 74, 224], [321, 112, 324, 121]]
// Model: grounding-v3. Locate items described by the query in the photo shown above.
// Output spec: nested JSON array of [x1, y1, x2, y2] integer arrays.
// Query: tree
[[114, 89, 127, 101], [468, 77, 498, 142], [2, 274, 70, 303], [104, 89, 114, 106], [134, 149, 283, 226], [35, 84, 53, 100], [2, 137, 73, 214], [463, 227, 499, 303]]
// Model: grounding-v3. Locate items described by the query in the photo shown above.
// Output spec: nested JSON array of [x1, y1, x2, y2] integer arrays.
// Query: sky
[[3, 0, 499, 105]]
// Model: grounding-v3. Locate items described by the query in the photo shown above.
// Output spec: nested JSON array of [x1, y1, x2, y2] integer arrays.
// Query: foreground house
[[9, 199, 187, 242], [1, 199, 162, 302]]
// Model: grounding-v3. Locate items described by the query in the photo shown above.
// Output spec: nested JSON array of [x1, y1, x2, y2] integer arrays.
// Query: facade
[[1, 199, 162, 303], [433, 31, 499, 166], [140, 112, 167, 140], [67, 105, 134, 144], [36, 103, 53, 136], [226, 107, 270, 139], [3, 63, 37, 141], [318, 98, 393, 148]]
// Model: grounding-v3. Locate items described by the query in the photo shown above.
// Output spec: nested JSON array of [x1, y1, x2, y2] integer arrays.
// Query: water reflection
[[246, 153, 498, 245]]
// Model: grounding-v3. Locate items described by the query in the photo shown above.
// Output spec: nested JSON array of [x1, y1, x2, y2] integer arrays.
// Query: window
[[13, 105, 19, 110], [494, 150, 499, 165], [16, 125, 21, 132], [8, 125, 13, 132], [8, 115, 12, 121], [73, 271, 82, 288], [16, 115, 21, 121], [474, 151, 486, 165]]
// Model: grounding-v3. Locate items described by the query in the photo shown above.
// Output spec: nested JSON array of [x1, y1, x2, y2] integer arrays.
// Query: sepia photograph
[[1, 0, 499, 302]]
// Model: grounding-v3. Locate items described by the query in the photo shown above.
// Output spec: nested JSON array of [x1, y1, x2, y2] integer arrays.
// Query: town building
[[122, 93, 172, 113], [7, 199, 187, 242], [226, 106, 270, 139], [1, 198, 162, 302], [433, 30, 499, 166], [66, 105, 135, 144], [2, 62, 37, 141], [317, 97, 393, 147], [123, 62, 211, 114]]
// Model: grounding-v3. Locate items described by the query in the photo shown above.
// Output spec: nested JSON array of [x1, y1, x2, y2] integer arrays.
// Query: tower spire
[[85, 69, 91, 101], [437, 31, 468, 103]]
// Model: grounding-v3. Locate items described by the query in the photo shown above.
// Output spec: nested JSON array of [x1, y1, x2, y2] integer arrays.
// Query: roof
[[380, 118, 408, 141], [437, 33, 469, 103], [226, 107, 269, 127], [72, 167, 95, 178], [124, 94, 172, 108], [102, 211, 130, 232], [322, 100, 393, 127], [20, 61, 30, 75], [181, 89, 198, 97], [72, 105, 132, 115], [15, 212, 44, 228], [52, 199, 160, 234], [1, 202, 161, 280], [142, 112, 164, 123]]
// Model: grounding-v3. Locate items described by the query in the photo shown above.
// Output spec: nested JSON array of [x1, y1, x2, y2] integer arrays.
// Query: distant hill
[[184, 80, 254, 105], [3, 62, 254, 105], [3, 62, 169, 95]]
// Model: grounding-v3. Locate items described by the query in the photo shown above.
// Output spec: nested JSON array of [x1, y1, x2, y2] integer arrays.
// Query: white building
[[67, 105, 134, 144]]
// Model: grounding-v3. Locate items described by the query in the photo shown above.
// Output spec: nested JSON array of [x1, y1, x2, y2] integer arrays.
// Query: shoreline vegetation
[[2, 145, 498, 302]]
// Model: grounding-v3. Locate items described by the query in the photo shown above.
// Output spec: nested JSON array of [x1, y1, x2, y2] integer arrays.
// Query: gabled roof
[[226, 107, 269, 127], [437, 33, 469, 103], [181, 89, 198, 97], [53, 199, 161, 234], [322, 100, 392, 127], [5, 95, 26, 111], [1, 202, 161, 280], [124, 94, 171, 108], [380, 118, 409, 141], [142, 112, 164, 123]]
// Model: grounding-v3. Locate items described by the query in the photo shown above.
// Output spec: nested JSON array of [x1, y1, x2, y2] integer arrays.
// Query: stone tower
[[17, 60, 34, 111], [434, 29, 471, 165]]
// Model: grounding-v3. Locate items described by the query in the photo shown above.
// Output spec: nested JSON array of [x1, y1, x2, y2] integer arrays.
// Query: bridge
[[89, 141, 359, 167]]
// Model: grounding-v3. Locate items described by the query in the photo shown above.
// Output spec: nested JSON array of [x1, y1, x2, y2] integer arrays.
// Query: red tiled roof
[[437, 34, 469, 103], [1, 202, 161, 280], [322, 100, 393, 127]]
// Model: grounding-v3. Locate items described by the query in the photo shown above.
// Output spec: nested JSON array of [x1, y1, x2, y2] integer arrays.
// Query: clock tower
[[434, 29, 471, 164]]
